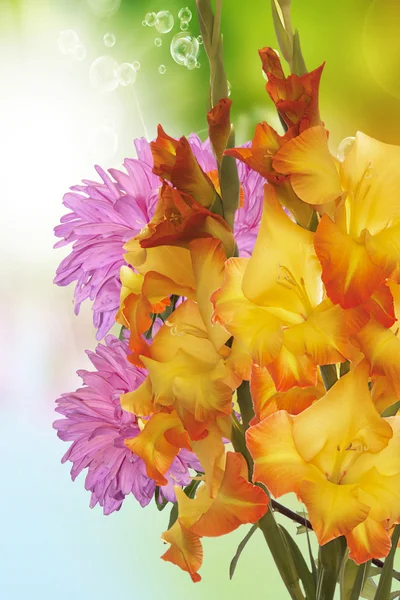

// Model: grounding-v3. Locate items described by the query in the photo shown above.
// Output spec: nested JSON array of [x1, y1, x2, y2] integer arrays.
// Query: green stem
[[317, 537, 347, 600]]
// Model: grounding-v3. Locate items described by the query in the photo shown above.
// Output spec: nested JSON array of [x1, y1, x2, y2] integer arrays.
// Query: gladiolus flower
[[247, 363, 400, 564]]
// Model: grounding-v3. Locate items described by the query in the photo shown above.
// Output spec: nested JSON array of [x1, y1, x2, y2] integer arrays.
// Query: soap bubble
[[158, 64, 167, 75], [145, 11, 157, 26], [197, 35, 203, 45], [154, 37, 162, 47], [195, 61, 201, 68], [186, 55, 197, 70], [57, 30, 79, 55], [142, 20, 147, 26], [103, 32, 116, 47], [117, 62, 137, 86], [180, 21, 189, 31], [337, 136, 356, 162], [71, 44, 87, 60], [89, 56, 119, 93], [133, 61, 141, 70], [170, 33, 199, 66], [155, 10, 174, 34], [178, 7, 192, 23], [87, 0, 121, 18]]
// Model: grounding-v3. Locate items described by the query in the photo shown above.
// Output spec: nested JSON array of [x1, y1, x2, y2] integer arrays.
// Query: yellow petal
[[300, 478, 370, 546], [272, 126, 342, 205], [189, 238, 230, 352], [242, 185, 323, 312], [161, 520, 203, 582], [246, 410, 317, 497], [292, 363, 393, 480]]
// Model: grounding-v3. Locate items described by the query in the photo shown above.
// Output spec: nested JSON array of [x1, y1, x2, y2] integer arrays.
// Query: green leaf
[[340, 558, 371, 600], [280, 524, 316, 600], [154, 487, 169, 511], [296, 525, 308, 535], [292, 30, 307, 76], [360, 578, 377, 600], [271, 0, 293, 66], [229, 524, 258, 580], [374, 525, 400, 599], [382, 400, 400, 417]]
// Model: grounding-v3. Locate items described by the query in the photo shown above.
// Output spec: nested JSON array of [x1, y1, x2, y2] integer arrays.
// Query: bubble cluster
[[89, 56, 119, 93], [117, 63, 137, 86], [178, 7, 192, 23], [103, 32, 116, 47], [337, 136, 356, 162], [154, 37, 163, 47], [144, 12, 157, 27], [155, 10, 174, 34], [170, 33, 200, 69], [87, 0, 121, 18]]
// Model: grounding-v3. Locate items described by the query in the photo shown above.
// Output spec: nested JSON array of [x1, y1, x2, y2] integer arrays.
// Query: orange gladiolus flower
[[161, 452, 269, 581], [136, 182, 235, 258], [273, 126, 400, 308], [150, 125, 219, 209], [121, 299, 238, 441], [259, 47, 324, 133], [247, 363, 400, 564], [212, 186, 366, 391]]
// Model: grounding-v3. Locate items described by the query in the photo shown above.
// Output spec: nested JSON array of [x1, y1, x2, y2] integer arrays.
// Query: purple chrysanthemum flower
[[54, 135, 264, 339], [53, 334, 199, 515]]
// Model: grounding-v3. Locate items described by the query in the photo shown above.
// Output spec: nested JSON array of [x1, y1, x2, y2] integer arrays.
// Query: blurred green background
[[2, 0, 400, 598]]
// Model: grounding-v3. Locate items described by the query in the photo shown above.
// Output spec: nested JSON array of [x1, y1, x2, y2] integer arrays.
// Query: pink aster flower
[[53, 334, 200, 515], [54, 135, 264, 339]]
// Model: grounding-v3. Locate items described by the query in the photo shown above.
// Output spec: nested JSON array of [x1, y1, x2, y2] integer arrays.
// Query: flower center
[[277, 265, 313, 318], [329, 439, 369, 484]]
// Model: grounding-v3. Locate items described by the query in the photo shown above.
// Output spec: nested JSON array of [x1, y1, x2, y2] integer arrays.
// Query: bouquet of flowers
[[53, 1, 400, 597]]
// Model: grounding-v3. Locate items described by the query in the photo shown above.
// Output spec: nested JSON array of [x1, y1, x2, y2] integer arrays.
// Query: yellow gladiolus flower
[[246, 362, 400, 564]]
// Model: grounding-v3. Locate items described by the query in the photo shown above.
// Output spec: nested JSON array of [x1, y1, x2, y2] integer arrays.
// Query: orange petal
[[355, 320, 400, 395], [246, 410, 316, 497], [272, 126, 342, 205], [258, 47, 285, 78], [207, 98, 232, 163], [190, 421, 228, 497], [125, 411, 190, 486], [365, 223, 400, 283], [283, 301, 368, 366], [151, 125, 217, 208], [250, 364, 323, 421], [314, 215, 386, 308], [346, 518, 391, 564], [362, 283, 396, 328], [161, 520, 203, 582], [267, 344, 318, 391], [299, 478, 370, 546], [178, 452, 269, 537]]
